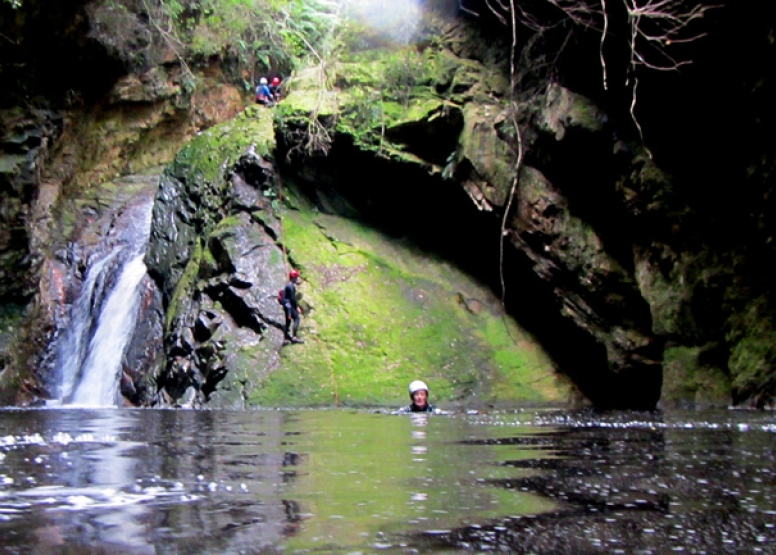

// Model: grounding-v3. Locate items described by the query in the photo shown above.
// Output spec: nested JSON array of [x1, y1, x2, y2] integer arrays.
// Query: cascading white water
[[67, 253, 149, 406], [57, 250, 122, 402], [55, 188, 155, 407]]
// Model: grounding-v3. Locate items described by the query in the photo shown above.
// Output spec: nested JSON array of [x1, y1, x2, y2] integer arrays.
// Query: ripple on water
[[3, 408, 776, 554]]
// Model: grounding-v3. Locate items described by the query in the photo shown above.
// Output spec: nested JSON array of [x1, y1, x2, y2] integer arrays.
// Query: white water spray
[[55, 188, 155, 408], [67, 253, 149, 407], [57, 250, 121, 402]]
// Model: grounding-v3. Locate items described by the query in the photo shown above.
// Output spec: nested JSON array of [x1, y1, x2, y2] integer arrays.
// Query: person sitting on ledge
[[255, 77, 274, 106], [270, 76, 282, 101]]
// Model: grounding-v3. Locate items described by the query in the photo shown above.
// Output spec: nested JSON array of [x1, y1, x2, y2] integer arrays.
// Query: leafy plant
[[90, 0, 344, 95]]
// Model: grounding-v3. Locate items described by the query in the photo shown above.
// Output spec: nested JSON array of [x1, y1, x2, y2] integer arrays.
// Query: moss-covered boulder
[[276, 39, 497, 168]]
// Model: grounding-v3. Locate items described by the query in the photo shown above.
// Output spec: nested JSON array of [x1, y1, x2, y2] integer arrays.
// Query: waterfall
[[54, 186, 156, 407], [57, 249, 122, 402], [66, 253, 149, 406]]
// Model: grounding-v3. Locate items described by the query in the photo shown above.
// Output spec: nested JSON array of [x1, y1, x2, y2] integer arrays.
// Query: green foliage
[[2, 0, 21, 8], [726, 298, 776, 403], [382, 49, 434, 105], [108, 0, 342, 94]]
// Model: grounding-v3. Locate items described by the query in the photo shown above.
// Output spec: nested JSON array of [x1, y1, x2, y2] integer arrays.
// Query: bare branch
[[0, 31, 20, 45], [629, 76, 653, 158], [622, 0, 715, 74], [458, 0, 481, 17], [500, 0, 523, 308], [599, 0, 609, 90], [484, 0, 508, 26]]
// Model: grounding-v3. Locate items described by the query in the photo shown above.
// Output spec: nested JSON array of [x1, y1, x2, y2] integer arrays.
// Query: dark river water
[[1, 408, 775, 554]]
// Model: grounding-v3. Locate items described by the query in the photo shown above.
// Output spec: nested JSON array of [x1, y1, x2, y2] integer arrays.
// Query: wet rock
[[144, 109, 285, 406], [120, 273, 165, 405], [536, 83, 606, 140], [195, 310, 222, 342], [0, 108, 63, 300], [110, 68, 181, 104]]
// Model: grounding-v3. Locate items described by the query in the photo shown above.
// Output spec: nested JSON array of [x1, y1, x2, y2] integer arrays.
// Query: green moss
[[242, 204, 566, 409], [171, 107, 275, 184], [662, 345, 731, 407], [276, 66, 339, 119], [724, 298, 776, 402], [729, 334, 776, 395], [200, 246, 218, 278], [481, 317, 568, 404], [167, 239, 203, 331], [279, 42, 493, 165], [460, 103, 516, 204], [541, 84, 605, 137], [334, 61, 385, 88]]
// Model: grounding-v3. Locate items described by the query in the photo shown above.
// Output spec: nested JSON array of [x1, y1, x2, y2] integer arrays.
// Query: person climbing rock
[[270, 76, 282, 102], [282, 269, 304, 344], [397, 380, 435, 413], [255, 77, 274, 106]]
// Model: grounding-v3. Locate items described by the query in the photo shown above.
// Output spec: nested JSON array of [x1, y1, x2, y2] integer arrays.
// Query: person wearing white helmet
[[397, 380, 435, 413], [255, 76, 274, 106]]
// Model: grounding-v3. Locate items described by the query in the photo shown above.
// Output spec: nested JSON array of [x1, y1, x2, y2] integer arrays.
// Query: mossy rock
[[170, 106, 275, 184], [279, 41, 497, 168], [459, 103, 515, 205], [538, 84, 606, 140], [661, 344, 731, 408], [276, 66, 339, 119]]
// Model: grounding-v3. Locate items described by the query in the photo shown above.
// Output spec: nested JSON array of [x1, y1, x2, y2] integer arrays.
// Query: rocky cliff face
[[268, 1, 776, 409], [2, 0, 776, 410], [0, 0, 245, 402]]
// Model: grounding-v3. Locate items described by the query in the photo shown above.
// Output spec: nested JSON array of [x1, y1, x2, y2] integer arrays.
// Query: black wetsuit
[[397, 403, 435, 414], [282, 280, 300, 340]]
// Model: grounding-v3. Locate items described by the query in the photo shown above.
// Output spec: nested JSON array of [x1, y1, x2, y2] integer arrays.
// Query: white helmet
[[259, 77, 268, 84], [408, 380, 428, 398]]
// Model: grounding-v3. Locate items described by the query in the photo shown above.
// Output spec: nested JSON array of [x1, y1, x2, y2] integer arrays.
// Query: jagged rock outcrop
[[145, 108, 287, 406], [0, 109, 62, 300]]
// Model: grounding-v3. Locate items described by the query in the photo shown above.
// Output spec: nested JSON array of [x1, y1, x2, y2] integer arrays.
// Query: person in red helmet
[[281, 269, 303, 344], [270, 76, 282, 102]]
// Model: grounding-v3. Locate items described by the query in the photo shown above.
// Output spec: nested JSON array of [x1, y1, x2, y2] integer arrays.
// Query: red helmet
[[289, 269, 300, 279], [271, 77, 281, 85]]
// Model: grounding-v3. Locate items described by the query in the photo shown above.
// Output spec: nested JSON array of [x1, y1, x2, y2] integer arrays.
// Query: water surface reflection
[[1, 408, 775, 554]]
